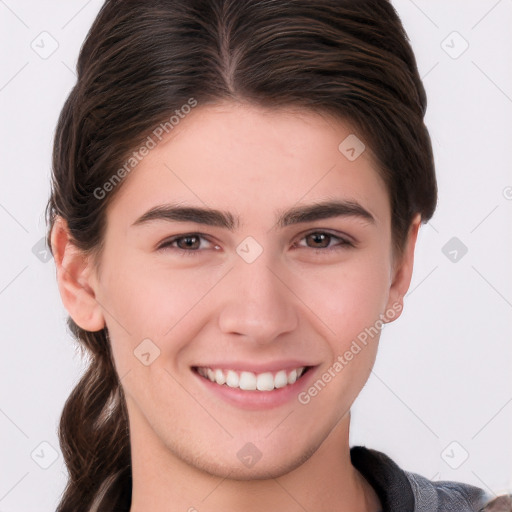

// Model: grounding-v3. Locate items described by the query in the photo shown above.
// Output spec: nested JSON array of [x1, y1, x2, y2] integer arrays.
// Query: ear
[[50, 216, 105, 332], [383, 213, 422, 323]]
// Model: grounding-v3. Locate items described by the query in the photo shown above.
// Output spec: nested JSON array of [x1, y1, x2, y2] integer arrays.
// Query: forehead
[[107, 102, 389, 227]]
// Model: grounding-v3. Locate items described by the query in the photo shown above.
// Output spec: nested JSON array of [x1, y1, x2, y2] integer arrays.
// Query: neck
[[128, 410, 381, 512]]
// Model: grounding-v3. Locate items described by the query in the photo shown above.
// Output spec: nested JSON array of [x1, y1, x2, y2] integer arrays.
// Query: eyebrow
[[131, 200, 375, 230]]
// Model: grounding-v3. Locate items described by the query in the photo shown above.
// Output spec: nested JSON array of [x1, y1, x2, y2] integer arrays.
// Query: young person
[[46, 0, 505, 510]]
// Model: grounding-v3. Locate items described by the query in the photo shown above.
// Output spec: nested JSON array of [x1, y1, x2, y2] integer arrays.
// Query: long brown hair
[[46, 0, 437, 509]]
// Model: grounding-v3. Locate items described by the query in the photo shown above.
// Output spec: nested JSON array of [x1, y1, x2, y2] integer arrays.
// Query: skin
[[51, 101, 421, 512]]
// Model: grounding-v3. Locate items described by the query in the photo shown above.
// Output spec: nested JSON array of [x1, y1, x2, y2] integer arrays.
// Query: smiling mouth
[[192, 366, 313, 391]]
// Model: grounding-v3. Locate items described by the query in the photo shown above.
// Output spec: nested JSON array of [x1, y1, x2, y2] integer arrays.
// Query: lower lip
[[192, 366, 317, 410]]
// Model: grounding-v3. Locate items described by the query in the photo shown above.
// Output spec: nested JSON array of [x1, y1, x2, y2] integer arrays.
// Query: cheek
[[99, 248, 214, 335], [292, 257, 390, 415], [295, 251, 391, 348], [97, 249, 227, 376]]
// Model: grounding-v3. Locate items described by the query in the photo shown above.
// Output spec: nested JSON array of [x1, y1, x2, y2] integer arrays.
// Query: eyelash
[[157, 231, 355, 256]]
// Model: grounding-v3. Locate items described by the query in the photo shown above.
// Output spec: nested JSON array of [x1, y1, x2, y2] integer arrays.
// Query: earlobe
[[384, 214, 422, 323], [50, 216, 105, 332]]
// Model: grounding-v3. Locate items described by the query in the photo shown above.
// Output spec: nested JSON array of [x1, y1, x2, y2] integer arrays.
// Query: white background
[[0, 1, 511, 510]]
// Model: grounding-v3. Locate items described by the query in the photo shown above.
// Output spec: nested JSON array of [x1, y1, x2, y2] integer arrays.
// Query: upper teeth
[[196, 367, 307, 391]]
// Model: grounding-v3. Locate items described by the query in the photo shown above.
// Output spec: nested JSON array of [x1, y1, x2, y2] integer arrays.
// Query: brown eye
[[176, 235, 200, 250], [157, 233, 219, 254], [295, 231, 354, 252], [305, 232, 331, 249]]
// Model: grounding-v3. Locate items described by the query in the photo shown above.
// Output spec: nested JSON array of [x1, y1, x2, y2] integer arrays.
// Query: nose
[[217, 254, 299, 344]]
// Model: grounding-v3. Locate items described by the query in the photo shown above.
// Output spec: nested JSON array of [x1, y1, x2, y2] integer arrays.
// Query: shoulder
[[404, 468, 492, 512], [350, 445, 506, 512], [481, 495, 512, 511]]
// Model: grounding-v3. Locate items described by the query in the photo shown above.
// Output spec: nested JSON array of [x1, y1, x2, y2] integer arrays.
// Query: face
[[72, 102, 416, 479]]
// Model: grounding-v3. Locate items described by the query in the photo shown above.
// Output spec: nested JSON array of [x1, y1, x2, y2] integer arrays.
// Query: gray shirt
[[350, 445, 505, 511]]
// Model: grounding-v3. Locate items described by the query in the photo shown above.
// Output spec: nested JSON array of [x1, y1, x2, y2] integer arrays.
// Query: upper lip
[[192, 360, 318, 374]]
